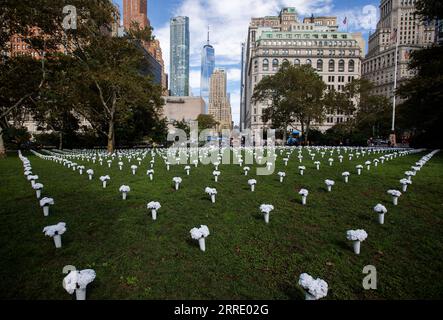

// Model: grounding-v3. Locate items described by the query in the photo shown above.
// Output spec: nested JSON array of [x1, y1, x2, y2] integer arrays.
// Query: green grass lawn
[[1, 148, 442, 300]]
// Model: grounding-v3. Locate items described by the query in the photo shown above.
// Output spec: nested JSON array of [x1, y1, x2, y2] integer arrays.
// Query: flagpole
[[390, 28, 399, 146]]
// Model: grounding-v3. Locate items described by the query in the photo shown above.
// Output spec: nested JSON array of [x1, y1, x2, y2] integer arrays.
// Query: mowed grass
[[0, 148, 443, 300]]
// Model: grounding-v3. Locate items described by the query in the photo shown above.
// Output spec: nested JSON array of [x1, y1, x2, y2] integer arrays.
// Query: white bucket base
[[76, 288, 86, 300], [89, 175, 93, 180], [302, 197, 307, 205], [345, 177, 349, 183], [43, 206, 49, 217], [251, 185, 255, 192], [198, 238, 206, 252], [211, 195, 216, 203], [378, 213, 385, 224], [353, 241, 361, 254], [122, 193, 127, 200], [264, 213, 269, 224], [36, 190, 41, 198], [53, 234, 62, 248], [327, 186, 332, 192], [103, 182, 107, 188], [151, 210, 157, 220], [175, 184, 179, 190]]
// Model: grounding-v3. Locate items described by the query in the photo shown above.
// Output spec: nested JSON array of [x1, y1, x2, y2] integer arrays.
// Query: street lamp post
[[390, 28, 400, 147]]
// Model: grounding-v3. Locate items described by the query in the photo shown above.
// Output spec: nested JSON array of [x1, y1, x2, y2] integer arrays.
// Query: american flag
[[343, 17, 347, 25]]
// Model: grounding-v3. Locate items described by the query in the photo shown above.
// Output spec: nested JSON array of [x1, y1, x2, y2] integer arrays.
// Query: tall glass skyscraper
[[170, 16, 190, 96], [200, 28, 215, 113]]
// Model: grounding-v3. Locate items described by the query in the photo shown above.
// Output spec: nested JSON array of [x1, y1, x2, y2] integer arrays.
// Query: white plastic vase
[[76, 287, 86, 300], [344, 176, 349, 183], [267, 164, 272, 170], [122, 192, 127, 200], [329, 161, 333, 166], [175, 183, 179, 190], [31, 180, 36, 187], [284, 160, 288, 166], [408, 176, 412, 183], [279, 176, 284, 183], [378, 213, 385, 224], [119, 165, 123, 171], [251, 184, 255, 192], [107, 163, 111, 168], [264, 212, 269, 224], [214, 176, 218, 182], [132, 169, 136, 175], [149, 174, 153, 181], [53, 234, 62, 248], [393, 197, 398, 206], [357, 169, 362, 175], [244, 171, 248, 176], [327, 185, 332, 192], [374, 162, 378, 167], [186, 170, 190, 175], [316, 164, 320, 170], [102, 181, 107, 188], [367, 165, 370, 170], [302, 196, 307, 205], [79, 169, 83, 175], [167, 165, 170, 171], [43, 206, 50, 217], [211, 194, 216, 203], [88, 174, 93, 180], [402, 184, 408, 192], [198, 237, 206, 252], [36, 190, 41, 198], [151, 209, 157, 220], [353, 240, 361, 254]]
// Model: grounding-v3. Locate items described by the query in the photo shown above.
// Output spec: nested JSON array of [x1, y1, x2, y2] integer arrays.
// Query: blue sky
[[113, 0, 380, 125]]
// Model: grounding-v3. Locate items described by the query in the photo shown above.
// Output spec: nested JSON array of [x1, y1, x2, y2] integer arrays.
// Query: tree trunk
[[0, 126, 6, 158], [305, 122, 310, 146], [58, 131, 63, 150], [107, 119, 115, 154], [300, 121, 305, 146]]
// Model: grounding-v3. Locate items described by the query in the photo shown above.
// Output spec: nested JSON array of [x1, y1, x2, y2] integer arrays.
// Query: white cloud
[[153, 0, 378, 125]]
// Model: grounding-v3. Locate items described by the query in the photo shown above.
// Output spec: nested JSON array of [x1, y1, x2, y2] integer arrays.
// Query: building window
[[254, 60, 258, 72], [272, 59, 279, 71], [349, 60, 355, 72], [294, 59, 300, 66], [328, 59, 335, 72], [306, 59, 312, 66], [263, 59, 269, 71], [338, 59, 345, 72], [317, 59, 323, 71]]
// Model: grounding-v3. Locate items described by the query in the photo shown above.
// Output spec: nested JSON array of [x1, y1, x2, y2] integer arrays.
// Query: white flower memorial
[[147, 201, 161, 220], [147, 169, 154, 181], [184, 166, 191, 175], [213, 170, 221, 182], [298, 273, 328, 300], [190, 225, 210, 252], [33, 183, 44, 199], [374, 204, 387, 224], [356, 165, 363, 175], [298, 166, 306, 176], [314, 161, 321, 170], [299, 189, 309, 205], [400, 178, 412, 192], [99, 175, 110, 188], [87, 169, 94, 180], [277, 172, 286, 183], [346, 229, 368, 254], [342, 171, 350, 183], [243, 166, 250, 176], [43, 222, 66, 248], [248, 179, 257, 192], [387, 189, 402, 205], [205, 187, 217, 203], [173, 177, 182, 190], [119, 185, 130, 200], [259, 204, 274, 224], [40, 197, 54, 216], [131, 165, 138, 175], [63, 269, 96, 300], [324, 179, 335, 192]]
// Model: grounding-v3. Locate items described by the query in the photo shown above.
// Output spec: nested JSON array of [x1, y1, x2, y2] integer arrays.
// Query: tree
[[0, 0, 116, 157], [196, 114, 218, 132], [252, 62, 334, 143], [415, 0, 443, 20]]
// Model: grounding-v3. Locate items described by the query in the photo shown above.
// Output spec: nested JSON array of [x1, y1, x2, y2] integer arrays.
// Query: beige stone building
[[362, 0, 436, 99], [208, 69, 233, 131], [241, 7, 365, 132], [163, 96, 205, 132]]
